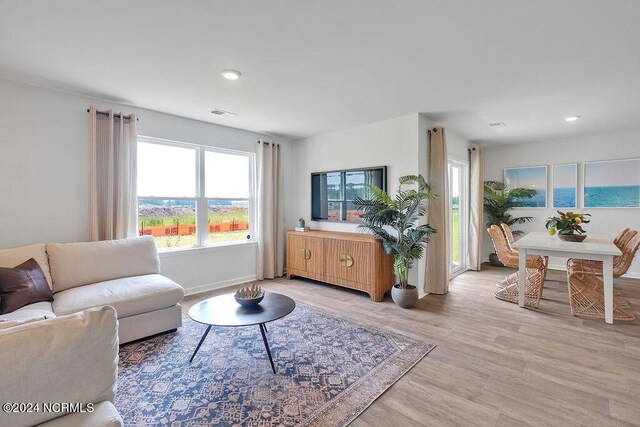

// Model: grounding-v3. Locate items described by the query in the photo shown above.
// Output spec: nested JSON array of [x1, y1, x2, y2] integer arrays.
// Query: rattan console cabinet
[[286, 230, 394, 301]]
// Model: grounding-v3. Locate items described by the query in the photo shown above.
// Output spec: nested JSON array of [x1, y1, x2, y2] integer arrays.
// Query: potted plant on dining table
[[545, 210, 591, 242]]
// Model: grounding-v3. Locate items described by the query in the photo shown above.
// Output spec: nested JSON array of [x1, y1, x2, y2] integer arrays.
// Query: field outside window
[[137, 137, 254, 250]]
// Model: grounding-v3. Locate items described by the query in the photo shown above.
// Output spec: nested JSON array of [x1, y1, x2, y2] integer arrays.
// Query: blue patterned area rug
[[116, 304, 435, 426]]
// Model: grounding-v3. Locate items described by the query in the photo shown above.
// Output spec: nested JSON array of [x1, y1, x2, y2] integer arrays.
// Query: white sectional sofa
[[0, 306, 122, 427], [0, 236, 184, 343]]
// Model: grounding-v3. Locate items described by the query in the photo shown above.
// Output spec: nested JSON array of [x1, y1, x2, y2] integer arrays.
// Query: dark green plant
[[545, 210, 591, 235], [483, 180, 537, 237], [353, 175, 437, 289]]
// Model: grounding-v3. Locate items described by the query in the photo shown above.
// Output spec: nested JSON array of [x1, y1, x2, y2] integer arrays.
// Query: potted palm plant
[[353, 175, 437, 308], [483, 180, 537, 266]]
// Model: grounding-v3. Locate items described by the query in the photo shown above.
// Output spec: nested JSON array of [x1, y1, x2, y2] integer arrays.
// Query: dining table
[[512, 231, 622, 324]]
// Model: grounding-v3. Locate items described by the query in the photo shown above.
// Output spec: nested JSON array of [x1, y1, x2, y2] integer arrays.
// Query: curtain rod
[[87, 108, 138, 121], [256, 140, 280, 147]]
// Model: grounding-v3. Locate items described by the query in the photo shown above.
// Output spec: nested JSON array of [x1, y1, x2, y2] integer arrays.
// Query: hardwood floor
[[182, 265, 640, 426]]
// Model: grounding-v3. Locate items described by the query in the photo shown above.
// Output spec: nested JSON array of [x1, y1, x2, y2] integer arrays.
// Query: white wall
[[0, 79, 295, 293], [293, 113, 422, 231], [292, 113, 473, 296], [293, 113, 424, 291], [483, 130, 640, 276]]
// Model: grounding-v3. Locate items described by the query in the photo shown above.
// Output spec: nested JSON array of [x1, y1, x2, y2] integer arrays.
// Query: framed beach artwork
[[552, 163, 577, 208], [504, 166, 548, 208], [583, 159, 640, 208]]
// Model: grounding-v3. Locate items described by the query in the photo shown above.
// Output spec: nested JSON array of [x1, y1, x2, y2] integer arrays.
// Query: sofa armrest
[[0, 306, 119, 427]]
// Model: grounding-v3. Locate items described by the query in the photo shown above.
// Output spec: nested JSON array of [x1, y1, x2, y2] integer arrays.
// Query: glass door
[[449, 160, 468, 276]]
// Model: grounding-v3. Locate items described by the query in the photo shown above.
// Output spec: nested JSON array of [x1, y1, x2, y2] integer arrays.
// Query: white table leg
[[603, 256, 614, 324], [518, 248, 526, 307]]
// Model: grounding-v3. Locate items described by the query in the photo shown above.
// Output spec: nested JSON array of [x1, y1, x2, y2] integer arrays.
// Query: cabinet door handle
[[339, 254, 354, 267], [302, 248, 311, 260]]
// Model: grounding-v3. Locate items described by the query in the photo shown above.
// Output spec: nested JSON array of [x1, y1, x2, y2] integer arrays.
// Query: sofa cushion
[[0, 301, 55, 324], [0, 258, 54, 314], [0, 243, 53, 289], [36, 401, 123, 427], [53, 274, 184, 318], [47, 236, 161, 292], [0, 306, 118, 427]]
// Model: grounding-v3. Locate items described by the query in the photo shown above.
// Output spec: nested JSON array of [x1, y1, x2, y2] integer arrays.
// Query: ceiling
[[1, 0, 639, 145]]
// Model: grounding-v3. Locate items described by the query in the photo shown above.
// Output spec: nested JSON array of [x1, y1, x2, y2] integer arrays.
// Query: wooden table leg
[[603, 256, 614, 324], [518, 248, 527, 307]]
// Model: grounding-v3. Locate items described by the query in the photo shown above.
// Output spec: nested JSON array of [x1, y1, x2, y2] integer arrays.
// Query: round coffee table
[[188, 292, 296, 373]]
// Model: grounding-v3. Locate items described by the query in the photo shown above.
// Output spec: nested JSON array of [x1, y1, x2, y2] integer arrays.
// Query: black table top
[[188, 292, 296, 327]]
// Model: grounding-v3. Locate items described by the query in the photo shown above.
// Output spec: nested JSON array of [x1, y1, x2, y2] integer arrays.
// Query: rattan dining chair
[[566, 232, 640, 309], [500, 223, 516, 249], [567, 231, 640, 279], [487, 225, 546, 308], [500, 223, 549, 278], [614, 228, 632, 247], [494, 269, 545, 308], [567, 269, 636, 321], [488, 225, 546, 270]]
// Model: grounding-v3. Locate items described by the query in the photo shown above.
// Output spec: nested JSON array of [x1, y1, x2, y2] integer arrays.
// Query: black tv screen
[[311, 166, 387, 222]]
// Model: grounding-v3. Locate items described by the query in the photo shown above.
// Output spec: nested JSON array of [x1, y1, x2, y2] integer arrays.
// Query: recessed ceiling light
[[564, 115, 581, 122], [221, 69, 242, 80]]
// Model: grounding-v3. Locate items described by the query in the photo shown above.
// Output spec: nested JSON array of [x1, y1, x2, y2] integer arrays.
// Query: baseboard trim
[[183, 274, 257, 296]]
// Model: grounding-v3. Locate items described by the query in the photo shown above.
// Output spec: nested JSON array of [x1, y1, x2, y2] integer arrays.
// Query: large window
[[137, 137, 254, 250]]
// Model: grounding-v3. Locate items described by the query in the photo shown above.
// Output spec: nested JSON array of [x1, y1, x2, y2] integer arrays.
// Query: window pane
[[207, 200, 250, 244], [205, 151, 249, 198], [327, 201, 342, 221], [326, 172, 342, 200], [346, 201, 364, 223], [137, 142, 196, 197], [138, 199, 196, 249], [449, 163, 462, 272], [345, 169, 382, 200]]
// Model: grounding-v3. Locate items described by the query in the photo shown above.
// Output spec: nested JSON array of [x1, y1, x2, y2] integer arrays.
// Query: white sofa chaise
[[0, 306, 123, 427], [0, 236, 184, 343]]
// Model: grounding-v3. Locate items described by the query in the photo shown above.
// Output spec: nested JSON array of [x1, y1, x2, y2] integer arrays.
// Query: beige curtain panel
[[256, 140, 285, 280], [467, 147, 484, 271], [467, 146, 484, 271], [425, 127, 450, 294], [88, 106, 138, 241]]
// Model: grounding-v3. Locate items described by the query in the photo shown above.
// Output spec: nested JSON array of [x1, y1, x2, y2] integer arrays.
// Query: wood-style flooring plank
[[181, 265, 640, 426]]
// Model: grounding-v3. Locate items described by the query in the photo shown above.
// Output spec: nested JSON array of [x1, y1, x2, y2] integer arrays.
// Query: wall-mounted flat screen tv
[[311, 166, 387, 222]]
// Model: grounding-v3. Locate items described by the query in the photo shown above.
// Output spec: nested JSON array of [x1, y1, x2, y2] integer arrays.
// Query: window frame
[[137, 135, 256, 251]]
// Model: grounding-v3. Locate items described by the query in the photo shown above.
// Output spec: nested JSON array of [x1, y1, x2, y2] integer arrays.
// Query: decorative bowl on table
[[558, 234, 587, 242], [234, 284, 264, 307]]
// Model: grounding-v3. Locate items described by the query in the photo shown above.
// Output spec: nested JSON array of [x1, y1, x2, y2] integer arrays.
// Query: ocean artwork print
[[553, 163, 577, 208], [504, 166, 548, 208], [584, 159, 640, 208]]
